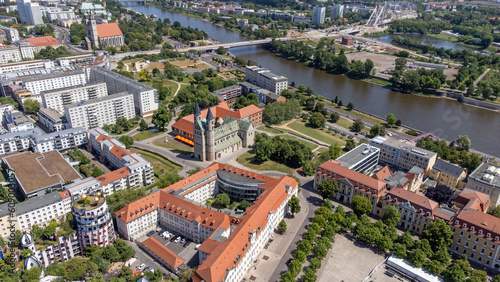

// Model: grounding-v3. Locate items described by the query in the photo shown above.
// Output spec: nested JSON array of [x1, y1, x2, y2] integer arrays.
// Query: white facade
[[0, 26, 19, 42], [331, 4, 344, 18], [23, 1, 43, 25], [244, 66, 288, 94], [89, 67, 158, 117], [24, 70, 86, 95], [0, 59, 54, 75], [312, 6, 326, 25], [37, 107, 65, 132], [0, 46, 22, 64], [64, 92, 135, 130], [16, 192, 69, 231], [33, 127, 88, 153], [42, 82, 108, 114]]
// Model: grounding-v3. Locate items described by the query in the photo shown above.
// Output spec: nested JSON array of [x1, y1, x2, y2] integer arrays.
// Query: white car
[[137, 263, 146, 270], [174, 236, 181, 243]]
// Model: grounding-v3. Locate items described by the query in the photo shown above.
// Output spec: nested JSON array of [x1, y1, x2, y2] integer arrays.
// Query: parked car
[[183, 241, 190, 248], [170, 236, 176, 242], [146, 231, 155, 237], [174, 236, 181, 243], [137, 263, 146, 270], [180, 238, 186, 244], [144, 267, 152, 272]]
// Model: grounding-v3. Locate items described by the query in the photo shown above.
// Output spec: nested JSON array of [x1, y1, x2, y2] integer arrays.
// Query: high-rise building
[[312, 5, 326, 25], [18, 0, 43, 25], [331, 4, 344, 19], [0, 26, 19, 42], [41, 82, 108, 114], [244, 65, 288, 94]]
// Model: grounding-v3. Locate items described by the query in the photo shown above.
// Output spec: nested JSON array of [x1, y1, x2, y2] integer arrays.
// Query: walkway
[[474, 68, 491, 87]]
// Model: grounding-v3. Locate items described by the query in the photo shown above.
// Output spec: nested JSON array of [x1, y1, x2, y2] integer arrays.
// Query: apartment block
[[428, 159, 467, 189], [41, 82, 108, 114], [312, 5, 326, 25], [211, 84, 242, 106], [0, 129, 35, 154], [467, 161, 500, 205], [245, 66, 288, 94], [64, 92, 135, 130], [370, 136, 437, 173], [89, 67, 158, 117], [23, 70, 86, 95], [0, 26, 19, 42], [331, 4, 344, 18], [37, 107, 65, 132], [0, 59, 54, 75], [0, 45, 23, 64], [15, 191, 71, 232], [3, 109, 34, 133], [32, 127, 87, 153]]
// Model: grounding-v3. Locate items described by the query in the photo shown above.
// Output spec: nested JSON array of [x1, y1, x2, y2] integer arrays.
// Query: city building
[[193, 102, 255, 162], [72, 193, 116, 250], [32, 127, 87, 153], [293, 15, 310, 24], [3, 109, 34, 133], [22, 70, 87, 95], [245, 66, 288, 94], [41, 82, 108, 114], [17, 0, 43, 25], [0, 42, 34, 64], [26, 36, 63, 52], [370, 136, 437, 173], [84, 13, 124, 49], [114, 162, 298, 282], [64, 92, 135, 130], [335, 144, 380, 173], [0, 204, 19, 239], [428, 159, 467, 189], [0, 103, 15, 124], [79, 2, 107, 16], [37, 107, 65, 132], [342, 37, 353, 46], [0, 26, 19, 42], [212, 84, 242, 106], [240, 82, 286, 104], [2, 150, 81, 199], [467, 161, 500, 205], [140, 237, 186, 275], [312, 5, 326, 25], [331, 4, 344, 18], [172, 101, 262, 141], [0, 59, 54, 75], [0, 129, 36, 154], [89, 67, 158, 117], [314, 160, 387, 215], [40, 6, 76, 22]]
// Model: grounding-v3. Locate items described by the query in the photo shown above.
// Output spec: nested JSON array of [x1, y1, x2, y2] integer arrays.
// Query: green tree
[[425, 260, 444, 275], [303, 267, 317, 282], [214, 193, 230, 208], [382, 205, 401, 227], [393, 243, 407, 258], [469, 269, 487, 282], [493, 275, 500, 282], [119, 266, 133, 281], [237, 200, 251, 211], [316, 178, 338, 200], [288, 259, 302, 276], [152, 106, 172, 130], [347, 102, 354, 111], [350, 119, 364, 132], [118, 136, 134, 149], [467, 85, 475, 97], [288, 195, 301, 217], [330, 112, 340, 123], [21, 249, 33, 259], [408, 248, 426, 268], [23, 99, 40, 114], [456, 135, 471, 151], [313, 243, 327, 259], [139, 69, 152, 81], [386, 113, 397, 127], [329, 143, 342, 159], [31, 224, 43, 239], [278, 220, 287, 234], [351, 195, 372, 216], [422, 218, 453, 251], [43, 221, 58, 237], [139, 119, 148, 131], [21, 267, 42, 282], [431, 245, 451, 266], [309, 112, 325, 128], [293, 250, 307, 262], [217, 46, 227, 55], [344, 138, 356, 151], [369, 124, 384, 137], [443, 262, 466, 282]]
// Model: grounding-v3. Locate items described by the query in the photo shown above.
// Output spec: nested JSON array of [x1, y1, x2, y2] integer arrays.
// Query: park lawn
[[146, 62, 165, 72], [288, 120, 346, 146], [278, 135, 318, 151], [323, 101, 384, 126], [315, 147, 329, 155], [110, 124, 139, 136], [428, 33, 458, 42], [335, 117, 354, 130], [130, 147, 182, 175], [152, 136, 193, 155], [132, 130, 165, 142], [368, 77, 392, 87], [236, 151, 292, 174], [305, 40, 318, 48], [258, 125, 284, 135]]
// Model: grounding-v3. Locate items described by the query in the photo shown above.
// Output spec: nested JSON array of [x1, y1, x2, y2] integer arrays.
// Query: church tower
[[193, 101, 206, 161], [84, 13, 98, 48], [205, 107, 215, 161]]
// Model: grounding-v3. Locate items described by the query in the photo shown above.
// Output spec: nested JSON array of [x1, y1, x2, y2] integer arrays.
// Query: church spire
[[194, 100, 201, 117], [206, 106, 214, 121]]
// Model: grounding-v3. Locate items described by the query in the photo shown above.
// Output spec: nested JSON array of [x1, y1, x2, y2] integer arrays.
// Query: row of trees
[[253, 133, 314, 168], [390, 58, 447, 93]]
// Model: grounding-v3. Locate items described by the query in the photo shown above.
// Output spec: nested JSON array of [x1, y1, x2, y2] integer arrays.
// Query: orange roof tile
[[96, 23, 123, 38], [453, 209, 500, 243], [374, 166, 392, 181], [141, 237, 185, 269], [115, 191, 160, 223], [26, 36, 62, 47], [456, 188, 490, 212], [386, 187, 439, 214], [96, 167, 130, 186], [59, 191, 71, 200], [109, 145, 129, 160]]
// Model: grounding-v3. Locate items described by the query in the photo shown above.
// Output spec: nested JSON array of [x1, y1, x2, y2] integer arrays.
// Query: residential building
[[293, 15, 310, 24], [140, 237, 185, 275], [0, 59, 54, 75], [84, 13, 124, 49], [331, 4, 344, 18], [428, 159, 467, 189], [2, 150, 81, 199], [26, 36, 63, 52], [172, 101, 262, 141], [0, 45, 23, 63], [3, 109, 34, 133], [23, 70, 87, 95], [312, 5, 326, 25], [245, 66, 288, 94], [0, 103, 15, 123], [114, 162, 298, 282], [37, 107, 65, 132], [64, 92, 135, 130], [89, 67, 158, 117], [370, 136, 437, 173], [19, 0, 43, 25], [193, 102, 255, 162], [40, 6, 76, 22], [41, 82, 108, 114], [240, 81, 285, 104], [336, 144, 380, 173], [0, 15, 17, 24], [314, 160, 387, 215], [32, 127, 87, 153], [79, 2, 107, 15], [0, 128, 36, 154], [212, 84, 242, 106], [0, 26, 19, 42], [0, 204, 19, 239], [467, 161, 500, 205], [72, 193, 116, 250]]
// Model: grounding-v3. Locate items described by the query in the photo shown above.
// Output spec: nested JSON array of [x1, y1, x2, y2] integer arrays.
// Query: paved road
[[474, 68, 491, 87], [53, 25, 88, 54]]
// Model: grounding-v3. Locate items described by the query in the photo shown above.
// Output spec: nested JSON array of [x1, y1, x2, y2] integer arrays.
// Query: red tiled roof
[[96, 167, 130, 186], [317, 160, 387, 196], [197, 238, 221, 255], [456, 188, 490, 212], [115, 191, 160, 223], [96, 23, 123, 38], [59, 191, 71, 199], [109, 145, 129, 160], [374, 166, 391, 181], [386, 187, 439, 214], [26, 36, 62, 47], [453, 209, 500, 243], [141, 237, 185, 269]]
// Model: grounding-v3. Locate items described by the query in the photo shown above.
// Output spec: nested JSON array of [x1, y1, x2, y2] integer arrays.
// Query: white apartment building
[[40, 6, 76, 21], [4, 109, 34, 133], [89, 67, 158, 117], [23, 70, 86, 95], [37, 107, 65, 132], [331, 4, 344, 18], [467, 161, 500, 205], [0, 129, 34, 155], [370, 136, 438, 173], [0, 103, 15, 123], [312, 5, 326, 25], [0, 26, 19, 42], [32, 127, 87, 153], [15, 191, 71, 232], [42, 82, 108, 114], [64, 92, 135, 130], [245, 66, 288, 94], [0, 45, 23, 64], [0, 59, 54, 75]]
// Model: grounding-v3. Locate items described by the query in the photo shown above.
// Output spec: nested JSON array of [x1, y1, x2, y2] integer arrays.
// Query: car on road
[[387, 132, 393, 137], [183, 241, 190, 248], [146, 231, 155, 237], [137, 263, 146, 270], [174, 236, 181, 243]]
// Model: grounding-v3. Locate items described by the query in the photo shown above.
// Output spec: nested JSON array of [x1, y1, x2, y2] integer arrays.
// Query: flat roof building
[[336, 144, 379, 173], [467, 161, 500, 205]]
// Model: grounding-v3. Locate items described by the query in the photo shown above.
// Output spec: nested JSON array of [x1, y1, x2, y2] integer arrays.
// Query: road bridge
[[176, 37, 303, 52]]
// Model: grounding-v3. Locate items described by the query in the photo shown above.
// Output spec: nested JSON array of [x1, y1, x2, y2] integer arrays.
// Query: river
[[122, 2, 500, 156], [376, 34, 470, 51]]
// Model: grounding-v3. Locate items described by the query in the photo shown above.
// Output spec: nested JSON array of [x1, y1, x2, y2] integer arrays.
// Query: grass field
[[146, 62, 165, 72], [170, 60, 211, 71], [130, 148, 182, 178], [236, 151, 292, 174], [132, 130, 165, 142], [152, 136, 193, 155], [258, 125, 284, 135], [288, 120, 346, 146], [277, 135, 318, 151], [368, 77, 392, 87]]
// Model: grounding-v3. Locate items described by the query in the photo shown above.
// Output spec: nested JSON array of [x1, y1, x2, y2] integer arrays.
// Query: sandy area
[[346, 51, 396, 72]]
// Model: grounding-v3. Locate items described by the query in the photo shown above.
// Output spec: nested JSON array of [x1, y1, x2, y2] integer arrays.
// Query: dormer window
[[455, 220, 459, 225], [418, 209, 423, 213], [495, 236, 499, 241], [487, 233, 491, 238], [426, 212, 430, 217], [463, 223, 467, 228], [479, 230, 483, 235], [470, 226, 475, 232]]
